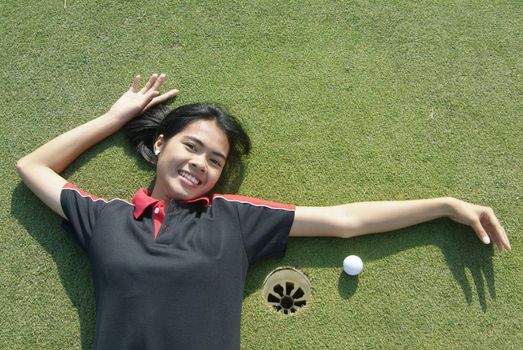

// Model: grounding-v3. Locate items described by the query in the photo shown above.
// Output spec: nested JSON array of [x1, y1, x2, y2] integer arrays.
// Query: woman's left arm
[[289, 197, 511, 251]]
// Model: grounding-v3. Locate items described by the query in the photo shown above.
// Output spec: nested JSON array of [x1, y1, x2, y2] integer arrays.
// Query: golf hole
[[262, 267, 311, 315]]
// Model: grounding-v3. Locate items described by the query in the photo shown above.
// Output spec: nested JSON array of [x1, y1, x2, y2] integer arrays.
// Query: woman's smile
[[178, 169, 202, 186]]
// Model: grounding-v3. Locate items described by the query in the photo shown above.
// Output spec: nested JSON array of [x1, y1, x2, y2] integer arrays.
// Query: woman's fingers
[[140, 74, 159, 93], [501, 227, 511, 251], [131, 73, 172, 93], [454, 201, 511, 251], [155, 89, 178, 103], [151, 73, 166, 91], [129, 72, 178, 111], [482, 209, 512, 250], [472, 219, 491, 245], [143, 90, 160, 107], [144, 89, 178, 110], [130, 75, 141, 92], [483, 212, 511, 251]]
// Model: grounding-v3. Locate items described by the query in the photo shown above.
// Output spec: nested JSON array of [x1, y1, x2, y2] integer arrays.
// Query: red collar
[[131, 188, 161, 219], [131, 188, 211, 219]]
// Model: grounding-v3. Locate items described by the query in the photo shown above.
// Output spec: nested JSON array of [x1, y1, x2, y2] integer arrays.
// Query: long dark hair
[[125, 103, 251, 193]]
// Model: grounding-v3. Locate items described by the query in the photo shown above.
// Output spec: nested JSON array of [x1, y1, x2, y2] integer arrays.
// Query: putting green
[[1, 1, 521, 349]]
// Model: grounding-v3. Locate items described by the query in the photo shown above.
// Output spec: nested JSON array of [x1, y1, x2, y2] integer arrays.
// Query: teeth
[[179, 171, 200, 185]]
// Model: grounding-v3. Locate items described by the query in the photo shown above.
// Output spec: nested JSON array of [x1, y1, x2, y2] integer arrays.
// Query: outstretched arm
[[290, 197, 511, 251], [16, 74, 177, 219]]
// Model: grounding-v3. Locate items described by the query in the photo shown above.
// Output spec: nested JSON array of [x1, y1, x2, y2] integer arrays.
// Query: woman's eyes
[[184, 142, 196, 151], [210, 159, 222, 167]]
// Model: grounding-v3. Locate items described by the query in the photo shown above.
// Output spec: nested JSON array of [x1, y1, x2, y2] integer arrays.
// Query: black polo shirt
[[60, 183, 295, 350]]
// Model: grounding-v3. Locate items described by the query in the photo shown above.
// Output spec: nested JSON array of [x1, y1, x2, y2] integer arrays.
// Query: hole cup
[[262, 267, 312, 315]]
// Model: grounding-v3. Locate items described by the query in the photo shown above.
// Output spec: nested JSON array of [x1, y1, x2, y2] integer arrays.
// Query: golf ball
[[343, 255, 363, 276]]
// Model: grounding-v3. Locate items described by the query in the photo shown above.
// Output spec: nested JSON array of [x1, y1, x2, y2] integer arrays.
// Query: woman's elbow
[[15, 156, 40, 182], [15, 157, 29, 177]]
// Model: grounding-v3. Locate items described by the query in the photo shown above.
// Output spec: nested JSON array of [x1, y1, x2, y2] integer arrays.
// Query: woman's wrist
[[101, 110, 138, 131], [418, 197, 458, 220], [438, 197, 460, 218], [104, 109, 134, 123]]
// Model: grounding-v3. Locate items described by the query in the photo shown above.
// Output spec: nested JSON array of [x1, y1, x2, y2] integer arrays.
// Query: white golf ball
[[343, 255, 363, 276]]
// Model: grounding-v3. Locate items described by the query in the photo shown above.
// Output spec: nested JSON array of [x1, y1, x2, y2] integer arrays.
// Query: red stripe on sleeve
[[63, 182, 102, 202], [213, 194, 295, 211]]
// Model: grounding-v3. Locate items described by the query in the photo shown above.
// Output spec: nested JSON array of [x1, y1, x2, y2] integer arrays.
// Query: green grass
[[1, 0, 522, 349]]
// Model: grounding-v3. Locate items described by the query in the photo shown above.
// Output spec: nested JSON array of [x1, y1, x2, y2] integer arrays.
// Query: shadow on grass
[[11, 183, 95, 350], [10, 134, 139, 349], [338, 272, 359, 299], [246, 219, 496, 312]]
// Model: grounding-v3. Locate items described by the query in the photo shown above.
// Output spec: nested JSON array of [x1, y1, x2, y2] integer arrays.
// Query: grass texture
[[1, 0, 522, 349]]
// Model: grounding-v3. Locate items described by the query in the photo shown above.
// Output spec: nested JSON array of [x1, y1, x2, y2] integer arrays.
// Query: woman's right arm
[[16, 74, 177, 219]]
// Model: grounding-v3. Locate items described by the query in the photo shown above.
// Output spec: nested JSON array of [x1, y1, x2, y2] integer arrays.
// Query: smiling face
[[151, 119, 230, 201]]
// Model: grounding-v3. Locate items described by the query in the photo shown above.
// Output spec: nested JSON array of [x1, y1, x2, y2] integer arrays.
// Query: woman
[[16, 74, 511, 349]]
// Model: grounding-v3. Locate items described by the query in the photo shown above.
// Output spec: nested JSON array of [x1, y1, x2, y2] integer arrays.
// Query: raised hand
[[109, 73, 178, 121]]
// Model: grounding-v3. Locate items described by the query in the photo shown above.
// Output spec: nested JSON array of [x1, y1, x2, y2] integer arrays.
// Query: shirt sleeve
[[215, 195, 295, 264], [60, 182, 107, 252]]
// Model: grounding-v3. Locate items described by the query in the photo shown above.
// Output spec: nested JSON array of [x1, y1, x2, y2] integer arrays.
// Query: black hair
[[125, 103, 251, 192]]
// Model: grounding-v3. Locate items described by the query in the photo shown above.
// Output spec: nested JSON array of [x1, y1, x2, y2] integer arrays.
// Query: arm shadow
[[11, 183, 95, 350], [9, 134, 134, 350], [245, 219, 495, 312]]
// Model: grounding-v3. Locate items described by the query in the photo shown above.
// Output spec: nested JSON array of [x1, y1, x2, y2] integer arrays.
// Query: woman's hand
[[108, 73, 178, 121], [448, 198, 511, 251]]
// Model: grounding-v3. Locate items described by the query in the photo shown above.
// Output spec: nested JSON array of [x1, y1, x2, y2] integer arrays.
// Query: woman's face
[[151, 119, 230, 201]]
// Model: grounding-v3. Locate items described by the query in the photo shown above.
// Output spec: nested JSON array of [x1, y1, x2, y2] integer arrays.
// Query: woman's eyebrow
[[185, 136, 227, 160]]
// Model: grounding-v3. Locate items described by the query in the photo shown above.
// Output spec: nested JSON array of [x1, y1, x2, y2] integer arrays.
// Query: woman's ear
[[153, 134, 165, 156]]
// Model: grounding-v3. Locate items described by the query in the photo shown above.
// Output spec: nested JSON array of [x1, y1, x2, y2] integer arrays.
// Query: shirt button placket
[[154, 203, 176, 245]]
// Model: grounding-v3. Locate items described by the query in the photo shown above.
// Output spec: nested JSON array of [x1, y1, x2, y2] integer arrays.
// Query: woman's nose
[[189, 155, 206, 173]]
